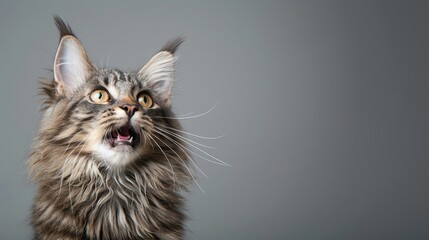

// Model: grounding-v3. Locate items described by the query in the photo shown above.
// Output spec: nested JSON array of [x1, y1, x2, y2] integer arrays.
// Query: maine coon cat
[[28, 16, 192, 240]]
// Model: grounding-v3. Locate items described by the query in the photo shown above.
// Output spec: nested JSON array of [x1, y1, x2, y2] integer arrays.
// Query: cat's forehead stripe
[[99, 71, 124, 86], [102, 72, 117, 86], [105, 70, 133, 84], [96, 70, 138, 98], [118, 70, 127, 82]]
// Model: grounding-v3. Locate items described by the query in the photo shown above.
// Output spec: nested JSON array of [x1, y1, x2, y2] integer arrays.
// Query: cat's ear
[[53, 36, 97, 96], [138, 51, 176, 106]]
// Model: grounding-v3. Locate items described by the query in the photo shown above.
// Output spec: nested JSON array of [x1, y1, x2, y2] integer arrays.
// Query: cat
[[27, 16, 192, 240]]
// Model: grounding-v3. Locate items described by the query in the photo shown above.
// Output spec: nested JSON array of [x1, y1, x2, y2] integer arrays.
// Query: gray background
[[1, 0, 429, 239]]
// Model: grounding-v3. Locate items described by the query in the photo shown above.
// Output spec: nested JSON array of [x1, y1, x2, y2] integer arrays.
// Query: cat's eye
[[89, 89, 110, 104], [137, 93, 153, 109]]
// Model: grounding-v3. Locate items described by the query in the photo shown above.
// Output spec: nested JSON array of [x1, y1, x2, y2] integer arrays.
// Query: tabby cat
[[28, 16, 191, 240]]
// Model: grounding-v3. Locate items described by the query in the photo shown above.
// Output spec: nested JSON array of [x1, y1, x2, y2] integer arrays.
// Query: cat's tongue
[[112, 127, 131, 141], [118, 133, 130, 141]]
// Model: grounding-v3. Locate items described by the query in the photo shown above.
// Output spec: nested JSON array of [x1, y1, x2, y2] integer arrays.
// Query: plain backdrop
[[1, 1, 429, 239]]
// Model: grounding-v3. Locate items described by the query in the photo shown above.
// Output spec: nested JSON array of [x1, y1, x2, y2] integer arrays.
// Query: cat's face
[[67, 69, 166, 166], [40, 29, 183, 168]]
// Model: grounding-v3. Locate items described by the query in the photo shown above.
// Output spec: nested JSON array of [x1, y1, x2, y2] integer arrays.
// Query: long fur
[[28, 17, 191, 240]]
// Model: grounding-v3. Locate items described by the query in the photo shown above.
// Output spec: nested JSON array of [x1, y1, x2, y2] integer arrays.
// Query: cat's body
[[28, 17, 191, 240]]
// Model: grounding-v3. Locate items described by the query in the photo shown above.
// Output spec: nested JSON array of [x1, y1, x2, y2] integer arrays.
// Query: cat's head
[[38, 17, 184, 168]]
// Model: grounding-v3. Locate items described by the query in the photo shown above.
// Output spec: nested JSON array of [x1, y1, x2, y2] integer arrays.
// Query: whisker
[[146, 133, 178, 189], [138, 123, 154, 152], [150, 131, 205, 193], [176, 111, 195, 117], [148, 135, 182, 190], [164, 126, 225, 140], [154, 127, 230, 167], [156, 127, 217, 149], [153, 103, 218, 120], [151, 128, 208, 179], [141, 130, 154, 152]]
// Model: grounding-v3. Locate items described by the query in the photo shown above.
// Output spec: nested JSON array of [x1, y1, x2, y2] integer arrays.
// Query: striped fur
[[28, 17, 191, 239]]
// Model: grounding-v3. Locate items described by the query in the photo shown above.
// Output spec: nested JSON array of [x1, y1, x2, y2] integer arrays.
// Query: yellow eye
[[137, 93, 153, 109], [89, 90, 110, 104]]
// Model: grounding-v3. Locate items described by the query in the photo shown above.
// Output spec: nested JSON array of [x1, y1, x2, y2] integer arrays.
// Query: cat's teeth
[[128, 137, 133, 143]]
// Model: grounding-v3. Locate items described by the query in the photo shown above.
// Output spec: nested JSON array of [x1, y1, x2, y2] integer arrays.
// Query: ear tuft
[[160, 37, 184, 54], [54, 15, 75, 39]]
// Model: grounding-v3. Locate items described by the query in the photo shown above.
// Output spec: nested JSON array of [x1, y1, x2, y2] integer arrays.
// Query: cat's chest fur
[[32, 156, 185, 240]]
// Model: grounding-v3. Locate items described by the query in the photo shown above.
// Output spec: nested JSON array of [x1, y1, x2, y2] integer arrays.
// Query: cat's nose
[[120, 104, 138, 117]]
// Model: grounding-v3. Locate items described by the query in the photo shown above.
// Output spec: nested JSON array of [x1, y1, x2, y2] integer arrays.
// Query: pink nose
[[120, 104, 138, 117]]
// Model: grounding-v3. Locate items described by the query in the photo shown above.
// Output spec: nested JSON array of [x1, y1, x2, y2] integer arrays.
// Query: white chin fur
[[95, 143, 137, 167]]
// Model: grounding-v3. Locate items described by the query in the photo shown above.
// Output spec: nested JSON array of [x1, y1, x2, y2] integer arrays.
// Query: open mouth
[[106, 124, 140, 148]]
